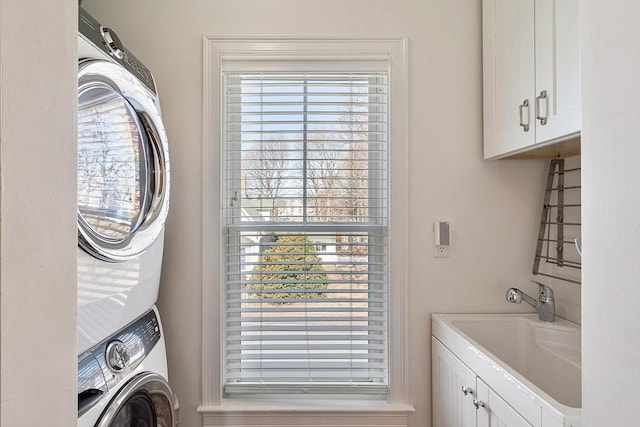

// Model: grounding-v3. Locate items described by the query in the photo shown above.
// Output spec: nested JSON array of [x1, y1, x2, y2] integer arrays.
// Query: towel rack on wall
[[533, 158, 582, 285]]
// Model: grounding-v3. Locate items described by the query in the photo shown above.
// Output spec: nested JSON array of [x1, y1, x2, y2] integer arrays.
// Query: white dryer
[[77, 7, 170, 354], [78, 306, 179, 426]]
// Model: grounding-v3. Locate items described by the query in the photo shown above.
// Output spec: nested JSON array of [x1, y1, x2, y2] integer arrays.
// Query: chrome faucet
[[505, 281, 555, 322]]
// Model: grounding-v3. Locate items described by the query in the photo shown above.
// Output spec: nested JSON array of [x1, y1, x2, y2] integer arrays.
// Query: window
[[222, 73, 388, 396], [202, 38, 408, 416]]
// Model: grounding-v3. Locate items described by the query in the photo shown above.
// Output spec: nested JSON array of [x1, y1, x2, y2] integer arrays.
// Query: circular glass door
[[109, 392, 156, 427], [77, 83, 150, 245], [77, 60, 170, 262], [96, 373, 178, 427]]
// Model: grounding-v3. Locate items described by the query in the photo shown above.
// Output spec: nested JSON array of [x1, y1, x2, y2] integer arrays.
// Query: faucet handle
[[531, 280, 554, 301]]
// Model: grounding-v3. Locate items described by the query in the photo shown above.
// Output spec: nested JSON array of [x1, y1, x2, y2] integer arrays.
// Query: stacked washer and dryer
[[76, 7, 178, 426]]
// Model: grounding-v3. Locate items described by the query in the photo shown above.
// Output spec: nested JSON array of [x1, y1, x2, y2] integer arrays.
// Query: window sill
[[197, 400, 414, 427]]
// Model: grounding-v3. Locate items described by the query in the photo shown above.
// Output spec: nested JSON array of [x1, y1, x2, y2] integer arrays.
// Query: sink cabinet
[[431, 314, 581, 427], [482, 0, 581, 159], [433, 337, 533, 427], [476, 380, 534, 427]]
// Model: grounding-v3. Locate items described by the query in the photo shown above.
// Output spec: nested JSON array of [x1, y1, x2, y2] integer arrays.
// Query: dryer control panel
[[79, 7, 157, 95]]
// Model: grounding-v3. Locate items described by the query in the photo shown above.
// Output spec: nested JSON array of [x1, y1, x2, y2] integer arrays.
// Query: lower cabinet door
[[432, 337, 476, 427], [476, 379, 533, 427]]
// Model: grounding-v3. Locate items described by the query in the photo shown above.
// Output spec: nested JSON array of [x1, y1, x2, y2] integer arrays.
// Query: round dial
[[100, 27, 124, 59], [106, 340, 130, 372]]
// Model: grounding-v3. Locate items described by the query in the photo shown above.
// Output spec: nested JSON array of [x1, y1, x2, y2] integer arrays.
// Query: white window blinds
[[222, 72, 389, 396]]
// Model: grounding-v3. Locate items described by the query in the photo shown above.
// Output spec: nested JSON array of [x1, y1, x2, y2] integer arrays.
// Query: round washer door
[[77, 60, 170, 262], [96, 372, 179, 427]]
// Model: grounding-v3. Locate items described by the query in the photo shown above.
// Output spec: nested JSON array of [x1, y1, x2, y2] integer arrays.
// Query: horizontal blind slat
[[226, 342, 386, 351], [226, 301, 386, 307], [224, 333, 386, 341], [226, 306, 386, 313]]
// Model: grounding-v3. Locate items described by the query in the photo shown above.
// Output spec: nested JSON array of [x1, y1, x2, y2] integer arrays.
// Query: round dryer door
[[96, 372, 179, 427], [77, 60, 170, 262]]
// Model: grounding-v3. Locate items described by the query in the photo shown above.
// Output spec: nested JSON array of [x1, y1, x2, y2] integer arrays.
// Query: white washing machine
[[77, 7, 170, 354], [78, 306, 179, 427]]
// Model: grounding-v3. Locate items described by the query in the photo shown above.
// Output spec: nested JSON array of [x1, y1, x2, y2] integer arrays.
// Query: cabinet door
[[476, 379, 534, 427], [483, 0, 536, 159], [432, 337, 476, 427], [534, 0, 581, 143]]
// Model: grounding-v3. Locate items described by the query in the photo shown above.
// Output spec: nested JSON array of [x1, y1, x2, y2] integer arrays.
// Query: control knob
[[100, 26, 124, 60], [106, 340, 130, 372]]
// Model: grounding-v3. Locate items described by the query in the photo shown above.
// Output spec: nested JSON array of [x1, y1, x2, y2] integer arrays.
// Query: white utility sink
[[432, 313, 581, 426]]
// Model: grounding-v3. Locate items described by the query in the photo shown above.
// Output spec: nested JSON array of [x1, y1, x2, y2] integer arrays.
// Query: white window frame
[[199, 37, 411, 426]]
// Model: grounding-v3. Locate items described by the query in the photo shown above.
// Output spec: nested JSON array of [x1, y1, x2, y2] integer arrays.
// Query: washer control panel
[[99, 310, 160, 385], [77, 309, 161, 418], [103, 309, 160, 374]]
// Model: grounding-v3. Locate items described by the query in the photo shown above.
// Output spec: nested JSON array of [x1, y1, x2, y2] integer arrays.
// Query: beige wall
[[84, 1, 580, 426], [581, 2, 640, 425], [0, 1, 77, 425]]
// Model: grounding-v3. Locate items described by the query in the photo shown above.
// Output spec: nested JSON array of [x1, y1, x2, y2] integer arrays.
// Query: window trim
[[200, 36, 410, 422]]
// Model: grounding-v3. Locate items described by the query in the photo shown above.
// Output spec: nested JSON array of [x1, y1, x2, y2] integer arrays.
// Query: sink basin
[[432, 313, 581, 426], [447, 314, 581, 407]]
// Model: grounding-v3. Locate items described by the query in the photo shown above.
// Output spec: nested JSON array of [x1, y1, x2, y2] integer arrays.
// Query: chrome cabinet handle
[[461, 386, 473, 396], [536, 90, 548, 125], [519, 99, 530, 132], [473, 398, 486, 409]]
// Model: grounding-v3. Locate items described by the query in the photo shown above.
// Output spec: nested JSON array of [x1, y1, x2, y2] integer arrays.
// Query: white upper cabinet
[[483, 0, 536, 158], [483, 0, 581, 160]]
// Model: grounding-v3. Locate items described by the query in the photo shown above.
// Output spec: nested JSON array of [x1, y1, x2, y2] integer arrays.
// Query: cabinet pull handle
[[461, 386, 473, 396], [519, 99, 530, 132], [473, 398, 486, 409], [536, 90, 548, 125]]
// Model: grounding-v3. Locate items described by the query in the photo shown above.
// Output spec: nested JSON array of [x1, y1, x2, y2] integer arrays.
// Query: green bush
[[246, 235, 328, 301]]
